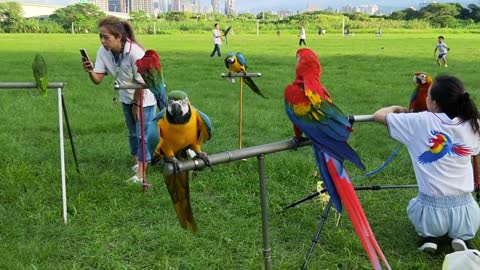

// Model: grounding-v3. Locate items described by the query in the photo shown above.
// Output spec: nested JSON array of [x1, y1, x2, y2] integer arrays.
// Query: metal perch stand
[[221, 72, 262, 149], [0, 82, 73, 224], [161, 114, 387, 269]]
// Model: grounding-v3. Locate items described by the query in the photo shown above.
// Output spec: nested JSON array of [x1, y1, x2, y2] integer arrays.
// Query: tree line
[[1, 2, 480, 34]]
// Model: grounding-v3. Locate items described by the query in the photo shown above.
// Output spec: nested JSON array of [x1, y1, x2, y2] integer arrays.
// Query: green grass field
[[0, 32, 479, 269]]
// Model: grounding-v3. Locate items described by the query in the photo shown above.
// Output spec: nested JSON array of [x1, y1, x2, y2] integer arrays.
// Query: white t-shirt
[[93, 40, 156, 107], [387, 112, 480, 196], [436, 42, 448, 54], [299, 27, 306, 39], [213, 29, 222, 45]]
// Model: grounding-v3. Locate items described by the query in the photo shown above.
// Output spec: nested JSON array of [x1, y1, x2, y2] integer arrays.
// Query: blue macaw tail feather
[[313, 144, 342, 212], [154, 71, 167, 111]]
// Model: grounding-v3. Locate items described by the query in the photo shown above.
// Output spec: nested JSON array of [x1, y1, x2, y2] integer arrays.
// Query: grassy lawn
[[0, 32, 479, 269]]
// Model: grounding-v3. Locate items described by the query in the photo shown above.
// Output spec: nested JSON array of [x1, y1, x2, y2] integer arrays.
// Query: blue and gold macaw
[[224, 52, 267, 98], [147, 90, 212, 233], [284, 48, 391, 270]]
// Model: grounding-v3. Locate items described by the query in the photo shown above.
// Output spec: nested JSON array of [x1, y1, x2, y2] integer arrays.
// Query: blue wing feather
[[193, 107, 213, 139], [146, 109, 166, 157], [285, 103, 365, 170], [313, 144, 343, 212], [235, 52, 247, 67]]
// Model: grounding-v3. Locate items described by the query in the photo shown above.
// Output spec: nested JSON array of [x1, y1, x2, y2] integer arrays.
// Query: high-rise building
[[172, 0, 181, 11], [159, 0, 169, 12], [211, 0, 219, 13], [224, 0, 235, 15], [88, 0, 109, 13], [131, 0, 154, 15]]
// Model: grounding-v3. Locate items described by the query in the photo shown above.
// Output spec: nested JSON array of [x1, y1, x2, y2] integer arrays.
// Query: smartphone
[[80, 48, 90, 62]]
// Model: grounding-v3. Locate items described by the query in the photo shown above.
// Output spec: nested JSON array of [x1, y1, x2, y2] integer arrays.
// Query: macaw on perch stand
[[146, 90, 212, 233], [409, 72, 433, 112], [284, 48, 391, 270], [224, 52, 267, 99], [136, 50, 167, 111]]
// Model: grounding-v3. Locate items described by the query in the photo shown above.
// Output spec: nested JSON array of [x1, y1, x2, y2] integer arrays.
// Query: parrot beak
[[226, 57, 235, 65], [171, 103, 182, 118]]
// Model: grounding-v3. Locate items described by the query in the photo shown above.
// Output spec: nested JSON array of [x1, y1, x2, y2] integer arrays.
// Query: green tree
[[130, 11, 150, 22], [256, 11, 279, 21], [49, 3, 105, 32], [0, 1, 24, 33]]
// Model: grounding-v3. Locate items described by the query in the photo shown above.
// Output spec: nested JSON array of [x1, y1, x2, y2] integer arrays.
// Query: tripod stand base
[[301, 199, 333, 270]]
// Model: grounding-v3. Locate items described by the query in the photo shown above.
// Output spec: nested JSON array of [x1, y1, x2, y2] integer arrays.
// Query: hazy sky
[[22, 0, 478, 11]]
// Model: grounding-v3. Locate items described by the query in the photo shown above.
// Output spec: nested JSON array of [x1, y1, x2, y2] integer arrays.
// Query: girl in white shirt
[[373, 75, 480, 253], [82, 16, 156, 184]]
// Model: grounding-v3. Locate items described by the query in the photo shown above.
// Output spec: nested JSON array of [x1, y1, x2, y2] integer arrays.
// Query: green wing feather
[[32, 53, 48, 97]]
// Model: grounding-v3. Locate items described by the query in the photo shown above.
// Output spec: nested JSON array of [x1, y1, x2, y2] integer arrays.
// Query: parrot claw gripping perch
[[193, 152, 212, 171], [165, 156, 181, 175]]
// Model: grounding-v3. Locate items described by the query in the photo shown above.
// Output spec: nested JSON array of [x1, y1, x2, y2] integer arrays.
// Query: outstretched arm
[[373, 106, 408, 125]]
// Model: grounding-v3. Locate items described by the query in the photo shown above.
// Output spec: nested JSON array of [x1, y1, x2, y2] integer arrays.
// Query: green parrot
[[32, 53, 48, 97], [146, 90, 212, 233], [224, 52, 267, 99]]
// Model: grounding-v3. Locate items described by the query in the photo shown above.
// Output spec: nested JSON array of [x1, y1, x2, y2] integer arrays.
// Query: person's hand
[[132, 103, 140, 122], [390, 105, 409, 113], [82, 58, 93, 73]]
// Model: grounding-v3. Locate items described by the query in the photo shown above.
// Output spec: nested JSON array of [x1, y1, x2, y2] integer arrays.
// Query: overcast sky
[[22, 0, 478, 12]]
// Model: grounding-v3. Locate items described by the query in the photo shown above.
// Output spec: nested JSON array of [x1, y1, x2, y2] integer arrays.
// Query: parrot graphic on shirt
[[136, 50, 167, 111], [284, 48, 391, 270], [418, 130, 472, 164], [409, 72, 432, 112], [224, 52, 267, 98], [32, 53, 48, 97], [146, 90, 212, 233]]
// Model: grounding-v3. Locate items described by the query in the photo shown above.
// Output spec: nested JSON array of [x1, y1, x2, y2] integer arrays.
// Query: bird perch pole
[[221, 72, 262, 149], [0, 82, 68, 224], [163, 114, 373, 270]]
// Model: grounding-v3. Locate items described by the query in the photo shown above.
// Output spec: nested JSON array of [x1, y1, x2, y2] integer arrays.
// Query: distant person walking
[[434, 35, 450, 67], [210, 23, 223, 57], [299, 26, 306, 46]]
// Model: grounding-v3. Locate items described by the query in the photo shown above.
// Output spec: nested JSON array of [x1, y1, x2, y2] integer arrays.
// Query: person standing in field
[[434, 35, 450, 67], [373, 75, 480, 253], [210, 23, 223, 57], [81, 16, 157, 184], [299, 26, 306, 46]]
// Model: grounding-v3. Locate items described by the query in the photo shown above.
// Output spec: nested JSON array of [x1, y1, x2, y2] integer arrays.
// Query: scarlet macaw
[[224, 52, 267, 98], [32, 53, 48, 97], [418, 130, 472, 164], [136, 50, 167, 111], [284, 48, 391, 270], [146, 90, 212, 233], [409, 72, 432, 112]]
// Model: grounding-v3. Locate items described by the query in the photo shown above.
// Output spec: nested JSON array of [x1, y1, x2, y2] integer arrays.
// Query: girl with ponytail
[[373, 74, 480, 253]]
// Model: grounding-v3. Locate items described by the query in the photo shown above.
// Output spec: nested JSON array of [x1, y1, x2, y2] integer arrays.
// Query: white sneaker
[[418, 242, 437, 253], [132, 164, 139, 173], [452, 239, 468, 251], [127, 175, 143, 184]]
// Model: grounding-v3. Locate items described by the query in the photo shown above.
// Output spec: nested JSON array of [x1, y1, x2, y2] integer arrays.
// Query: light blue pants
[[121, 103, 155, 162], [407, 192, 480, 240]]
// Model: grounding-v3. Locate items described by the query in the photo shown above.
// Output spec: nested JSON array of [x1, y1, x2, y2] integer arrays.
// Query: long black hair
[[429, 75, 480, 133]]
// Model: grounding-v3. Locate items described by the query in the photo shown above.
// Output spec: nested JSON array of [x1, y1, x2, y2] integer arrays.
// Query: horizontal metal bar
[[114, 83, 145, 90], [348, 114, 374, 123], [163, 138, 312, 175], [221, 72, 262, 78], [0, 82, 65, 89], [162, 114, 376, 175]]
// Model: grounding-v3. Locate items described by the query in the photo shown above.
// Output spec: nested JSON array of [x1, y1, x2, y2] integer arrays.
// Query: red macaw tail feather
[[163, 171, 197, 233], [323, 152, 391, 270]]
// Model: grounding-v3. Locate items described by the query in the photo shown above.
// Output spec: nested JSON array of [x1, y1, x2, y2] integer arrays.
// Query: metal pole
[[258, 154, 272, 270], [239, 77, 243, 149], [0, 82, 68, 224], [61, 94, 80, 174], [57, 88, 68, 224]]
